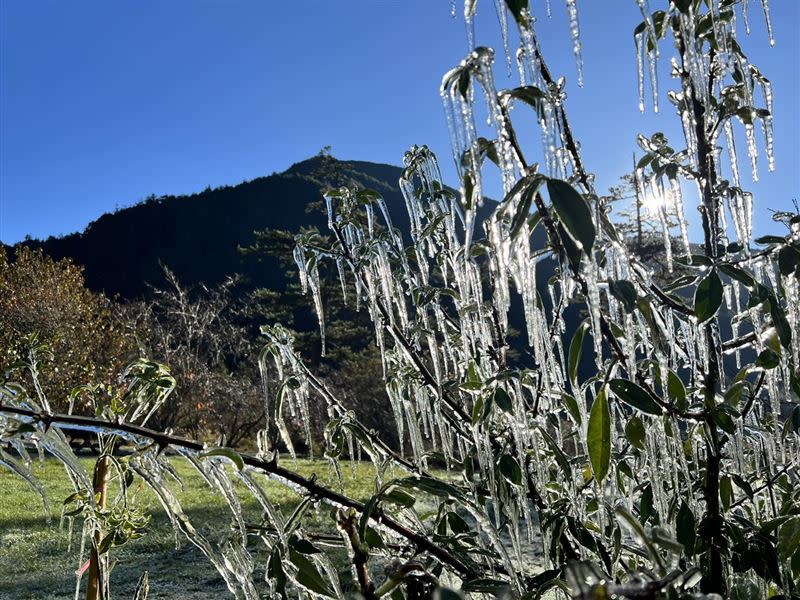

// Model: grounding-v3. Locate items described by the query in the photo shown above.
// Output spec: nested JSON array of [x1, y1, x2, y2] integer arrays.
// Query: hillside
[[12, 155, 422, 299]]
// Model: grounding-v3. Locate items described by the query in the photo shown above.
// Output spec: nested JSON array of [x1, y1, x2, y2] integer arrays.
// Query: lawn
[[0, 454, 379, 599]]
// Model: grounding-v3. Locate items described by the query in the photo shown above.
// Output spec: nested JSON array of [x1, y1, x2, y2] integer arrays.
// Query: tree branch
[[0, 404, 478, 580]]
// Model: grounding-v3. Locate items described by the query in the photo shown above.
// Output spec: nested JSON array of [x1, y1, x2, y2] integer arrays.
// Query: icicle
[[668, 174, 690, 257], [724, 118, 741, 187], [564, 0, 584, 87], [493, 0, 512, 73], [744, 118, 759, 181], [760, 0, 774, 46], [635, 33, 646, 112], [0, 449, 50, 521], [646, 45, 659, 113], [762, 81, 775, 172], [742, 0, 751, 34], [637, 0, 658, 57], [654, 180, 673, 271], [325, 194, 334, 229], [464, 0, 476, 49]]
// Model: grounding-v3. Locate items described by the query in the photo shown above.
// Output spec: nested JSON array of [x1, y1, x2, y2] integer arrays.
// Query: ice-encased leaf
[[587, 389, 611, 484], [546, 179, 596, 254], [694, 269, 723, 323], [777, 516, 800, 560], [288, 549, 335, 598], [676, 501, 696, 557], [609, 378, 662, 416], [608, 280, 638, 314], [568, 319, 589, 388], [624, 415, 646, 451], [199, 447, 245, 471]]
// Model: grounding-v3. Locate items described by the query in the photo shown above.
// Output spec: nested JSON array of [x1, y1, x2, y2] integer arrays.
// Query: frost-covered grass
[[0, 455, 378, 599]]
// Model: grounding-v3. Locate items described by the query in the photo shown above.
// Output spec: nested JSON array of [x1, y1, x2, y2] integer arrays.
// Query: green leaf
[[609, 378, 662, 415], [778, 516, 800, 560], [364, 526, 385, 549], [289, 537, 321, 555], [720, 475, 733, 512], [493, 387, 513, 413], [609, 280, 638, 313], [561, 392, 582, 425], [756, 348, 781, 370], [198, 447, 245, 471], [446, 511, 470, 535], [471, 395, 485, 425], [505, 0, 530, 26], [636, 154, 653, 169], [616, 505, 660, 564], [587, 388, 611, 484], [547, 178, 596, 255], [667, 370, 688, 411], [498, 454, 523, 486], [719, 263, 756, 289], [289, 549, 334, 598], [509, 185, 536, 241], [396, 476, 463, 500], [557, 222, 583, 273], [503, 86, 547, 119], [383, 488, 416, 509], [694, 269, 724, 323], [754, 235, 786, 245], [98, 532, 115, 555], [267, 547, 287, 598], [568, 320, 589, 387], [676, 501, 696, 557], [779, 246, 800, 276], [712, 406, 737, 434], [791, 404, 800, 433], [624, 415, 646, 451], [539, 428, 572, 478]]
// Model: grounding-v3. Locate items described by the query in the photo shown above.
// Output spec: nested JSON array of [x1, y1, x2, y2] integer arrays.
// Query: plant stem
[[678, 28, 726, 594], [86, 454, 109, 600]]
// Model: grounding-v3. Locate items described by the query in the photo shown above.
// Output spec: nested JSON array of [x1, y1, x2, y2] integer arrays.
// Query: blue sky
[[1, 1, 797, 244]]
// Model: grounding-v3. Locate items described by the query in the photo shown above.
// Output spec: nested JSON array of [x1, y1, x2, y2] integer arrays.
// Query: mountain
[[8, 153, 588, 375], [7, 154, 745, 382], [11, 155, 424, 299]]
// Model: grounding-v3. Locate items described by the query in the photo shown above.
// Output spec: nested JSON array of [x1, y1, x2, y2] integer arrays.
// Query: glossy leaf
[[624, 415, 646, 451], [587, 389, 611, 484], [547, 179, 596, 255], [568, 320, 589, 387], [694, 269, 723, 323], [609, 378, 662, 415], [289, 549, 334, 598]]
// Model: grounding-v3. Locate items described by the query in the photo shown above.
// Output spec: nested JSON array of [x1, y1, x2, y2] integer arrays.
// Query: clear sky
[[1, 1, 797, 244]]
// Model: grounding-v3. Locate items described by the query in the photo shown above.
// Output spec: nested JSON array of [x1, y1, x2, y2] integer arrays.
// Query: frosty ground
[[0, 457, 378, 599]]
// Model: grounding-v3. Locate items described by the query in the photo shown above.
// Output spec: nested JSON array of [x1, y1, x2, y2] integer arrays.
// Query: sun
[[641, 190, 667, 217]]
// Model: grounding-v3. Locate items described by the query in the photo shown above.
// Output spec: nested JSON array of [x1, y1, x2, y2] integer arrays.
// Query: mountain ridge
[[7, 155, 417, 299]]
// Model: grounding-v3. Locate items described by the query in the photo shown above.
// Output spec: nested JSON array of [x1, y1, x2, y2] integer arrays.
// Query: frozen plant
[[2, 1, 799, 599]]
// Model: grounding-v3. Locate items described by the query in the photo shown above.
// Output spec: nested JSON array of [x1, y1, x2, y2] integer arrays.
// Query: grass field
[[0, 455, 378, 599]]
